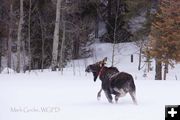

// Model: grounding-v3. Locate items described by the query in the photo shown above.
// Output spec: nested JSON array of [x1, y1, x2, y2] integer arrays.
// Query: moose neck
[[98, 66, 105, 77], [92, 66, 106, 82], [98, 67, 118, 81]]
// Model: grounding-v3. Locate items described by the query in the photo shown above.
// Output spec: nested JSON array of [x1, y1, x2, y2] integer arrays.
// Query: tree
[[8, 0, 13, 69], [59, 14, 66, 74], [111, 0, 120, 66], [0, 37, 2, 72], [39, 12, 45, 72], [76, 0, 100, 39], [102, 0, 131, 43], [62, 0, 95, 60], [51, 0, 62, 71], [147, 0, 180, 80], [28, 0, 32, 72], [126, 0, 153, 71], [0, 0, 15, 71], [25, 0, 55, 70], [16, 0, 24, 73]]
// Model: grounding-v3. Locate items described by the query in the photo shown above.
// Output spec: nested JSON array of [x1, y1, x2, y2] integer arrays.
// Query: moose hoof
[[108, 100, 113, 104], [97, 97, 101, 101], [134, 101, 138, 105]]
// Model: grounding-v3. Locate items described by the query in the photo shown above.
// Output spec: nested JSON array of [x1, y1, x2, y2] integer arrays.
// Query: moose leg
[[104, 89, 113, 103], [129, 91, 138, 105], [115, 94, 120, 103], [97, 88, 102, 100]]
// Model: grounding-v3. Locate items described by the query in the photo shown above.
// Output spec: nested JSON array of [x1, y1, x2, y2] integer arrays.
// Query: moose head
[[85, 57, 107, 82]]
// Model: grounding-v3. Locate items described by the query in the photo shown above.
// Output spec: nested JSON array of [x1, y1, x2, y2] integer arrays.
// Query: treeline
[[0, 0, 179, 81], [0, 0, 152, 72]]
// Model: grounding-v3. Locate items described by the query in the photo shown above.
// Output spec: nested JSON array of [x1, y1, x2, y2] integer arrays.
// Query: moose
[[85, 57, 137, 104]]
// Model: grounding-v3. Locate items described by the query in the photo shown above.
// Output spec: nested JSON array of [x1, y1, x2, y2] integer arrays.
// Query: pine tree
[[147, 0, 180, 80], [103, 0, 130, 43]]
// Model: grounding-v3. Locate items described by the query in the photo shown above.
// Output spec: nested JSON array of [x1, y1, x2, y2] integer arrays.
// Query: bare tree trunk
[[107, 0, 112, 41], [59, 19, 66, 74], [73, 36, 80, 59], [39, 15, 45, 72], [78, 60, 81, 76], [165, 63, 168, 73], [7, 2, 13, 69], [95, 15, 99, 39], [22, 40, 26, 73], [17, 0, 24, 73], [0, 39, 2, 72], [138, 43, 143, 70], [111, 44, 115, 66], [71, 41, 76, 76], [51, 0, 62, 71], [111, 0, 119, 66], [72, 60, 76, 76], [28, 0, 32, 72], [84, 59, 87, 75], [155, 58, 162, 80], [163, 63, 168, 80]]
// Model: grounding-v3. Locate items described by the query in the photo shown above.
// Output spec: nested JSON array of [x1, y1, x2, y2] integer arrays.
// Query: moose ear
[[102, 57, 107, 64], [99, 63, 102, 67]]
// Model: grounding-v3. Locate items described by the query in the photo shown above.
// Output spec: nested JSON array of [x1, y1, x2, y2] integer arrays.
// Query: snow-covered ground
[[0, 42, 180, 120]]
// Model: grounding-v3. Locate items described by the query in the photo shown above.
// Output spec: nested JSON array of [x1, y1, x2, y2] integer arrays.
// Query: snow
[[0, 42, 180, 120], [1, 67, 16, 74]]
